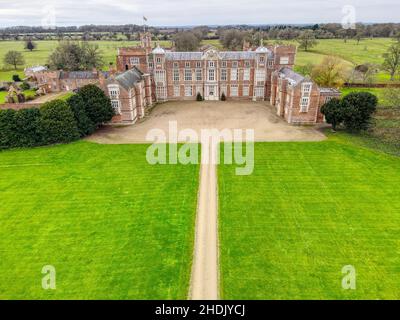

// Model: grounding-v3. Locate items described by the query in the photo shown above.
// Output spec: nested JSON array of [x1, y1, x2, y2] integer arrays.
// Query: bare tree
[[4, 50, 25, 70], [297, 30, 318, 51], [311, 56, 347, 87], [382, 43, 400, 81]]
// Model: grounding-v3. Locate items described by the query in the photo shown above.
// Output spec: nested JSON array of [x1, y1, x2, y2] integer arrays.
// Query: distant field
[[0, 142, 199, 299], [0, 38, 396, 83], [340, 87, 389, 106], [0, 40, 172, 81], [219, 137, 400, 300]]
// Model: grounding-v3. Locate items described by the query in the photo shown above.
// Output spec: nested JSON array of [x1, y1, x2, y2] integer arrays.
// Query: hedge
[[0, 100, 79, 150], [0, 84, 115, 150]]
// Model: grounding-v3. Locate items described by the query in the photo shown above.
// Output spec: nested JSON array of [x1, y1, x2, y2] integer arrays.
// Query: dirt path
[[189, 142, 219, 300]]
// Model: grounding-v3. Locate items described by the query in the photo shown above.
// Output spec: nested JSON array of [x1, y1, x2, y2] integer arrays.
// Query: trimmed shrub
[[14, 108, 42, 147], [12, 75, 21, 82], [320, 99, 344, 131], [0, 109, 17, 149], [66, 94, 95, 137], [342, 92, 378, 131], [77, 84, 114, 127], [196, 92, 203, 101], [221, 92, 226, 101], [39, 100, 80, 145], [20, 82, 30, 91]]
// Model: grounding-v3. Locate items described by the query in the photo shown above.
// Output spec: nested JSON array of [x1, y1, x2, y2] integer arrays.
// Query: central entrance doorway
[[205, 85, 219, 101]]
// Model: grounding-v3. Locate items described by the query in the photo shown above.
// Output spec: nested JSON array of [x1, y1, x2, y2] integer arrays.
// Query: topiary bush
[[221, 92, 226, 101], [12, 75, 22, 82], [39, 100, 80, 145], [342, 92, 378, 132], [77, 84, 114, 127], [66, 94, 95, 137], [320, 98, 344, 131], [196, 92, 203, 101], [20, 82, 30, 91]]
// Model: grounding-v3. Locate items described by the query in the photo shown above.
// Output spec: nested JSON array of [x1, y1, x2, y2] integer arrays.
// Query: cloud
[[0, 0, 399, 27]]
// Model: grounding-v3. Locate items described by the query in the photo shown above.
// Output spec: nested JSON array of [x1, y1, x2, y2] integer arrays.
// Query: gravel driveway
[[87, 101, 326, 144]]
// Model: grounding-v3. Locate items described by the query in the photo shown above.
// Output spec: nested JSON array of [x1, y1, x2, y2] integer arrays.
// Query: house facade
[[32, 70, 105, 94], [113, 33, 340, 124], [270, 68, 341, 124], [99, 66, 154, 124]]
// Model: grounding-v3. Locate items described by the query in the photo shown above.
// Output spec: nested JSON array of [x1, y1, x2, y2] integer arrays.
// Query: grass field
[[219, 136, 400, 300], [0, 38, 396, 82], [340, 87, 389, 106], [0, 142, 199, 299]]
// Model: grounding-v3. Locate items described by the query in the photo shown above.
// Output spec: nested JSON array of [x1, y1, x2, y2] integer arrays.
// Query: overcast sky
[[0, 0, 399, 27]]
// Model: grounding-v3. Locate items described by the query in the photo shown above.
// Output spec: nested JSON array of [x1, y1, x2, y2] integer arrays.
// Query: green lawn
[[219, 136, 400, 300], [0, 142, 199, 299], [340, 87, 389, 106]]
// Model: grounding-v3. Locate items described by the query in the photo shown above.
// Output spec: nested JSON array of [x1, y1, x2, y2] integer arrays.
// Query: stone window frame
[[173, 69, 180, 82], [196, 69, 202, 81], [184, 69, 192, 81], [243, 86, 250, 96], [243, 69, 251, 81], [173, 85, 180, 97], [230, 69, 238, 81], [220, 69, 227, 81], [230, 84, 239, 97], [184, 85, 193, 97]]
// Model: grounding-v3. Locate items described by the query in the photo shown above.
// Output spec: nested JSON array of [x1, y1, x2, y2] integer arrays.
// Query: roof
[[152, 44, 166, 54], [165, 51, 260, 61], [278, 67, 305, 85], [165, 52, 203, 60], [60, 71, 99, 80], [255, 46, 270, 53], [25, 65, 47, 73], [219, 51, 257, 60], [113, 67, 143, 90], [320, 87, 341, 95]]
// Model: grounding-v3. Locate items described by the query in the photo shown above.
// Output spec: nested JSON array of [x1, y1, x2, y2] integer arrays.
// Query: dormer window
[[259, 56, 265, 63], [156, 57, 162, 64]]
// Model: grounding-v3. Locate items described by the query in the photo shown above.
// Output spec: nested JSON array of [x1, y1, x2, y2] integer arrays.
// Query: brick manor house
[[26, 32, 340, 125], [111, 33, 340, 124]]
